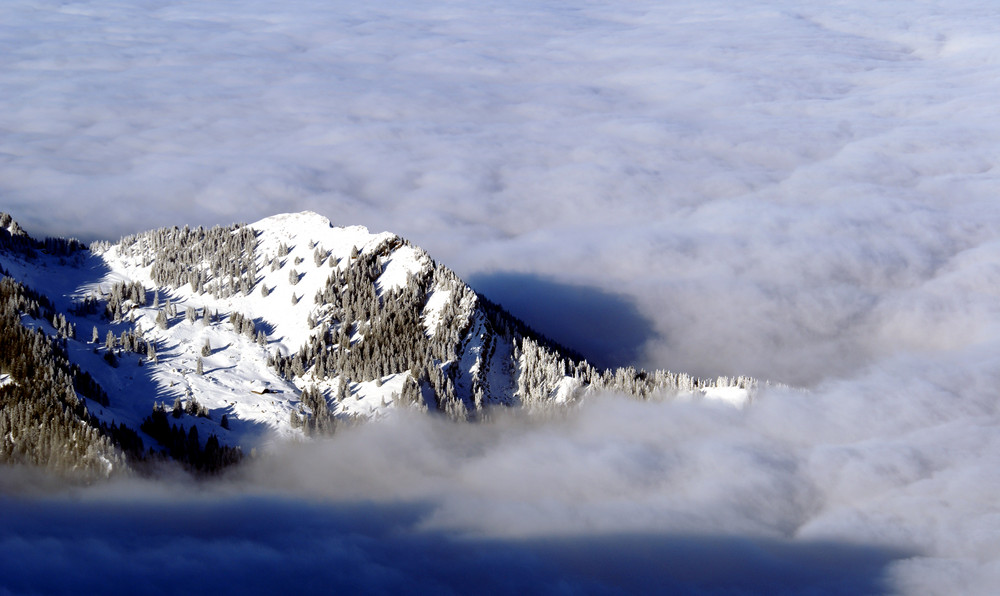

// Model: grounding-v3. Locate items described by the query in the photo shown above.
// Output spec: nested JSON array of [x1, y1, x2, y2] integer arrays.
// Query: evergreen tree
[[155, 309, 168, 330], [0, 274, 130, 476]]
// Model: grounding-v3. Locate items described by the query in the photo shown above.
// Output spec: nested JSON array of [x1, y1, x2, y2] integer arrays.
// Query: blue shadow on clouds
[[468, 271, 658, 370], [0, 495, 912, 595]]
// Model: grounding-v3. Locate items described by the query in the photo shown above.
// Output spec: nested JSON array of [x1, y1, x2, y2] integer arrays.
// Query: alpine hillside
[[0, 211, 756, 477]]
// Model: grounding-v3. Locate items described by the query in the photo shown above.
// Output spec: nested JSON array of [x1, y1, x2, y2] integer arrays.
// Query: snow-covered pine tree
[[155, 309, 169, 330]]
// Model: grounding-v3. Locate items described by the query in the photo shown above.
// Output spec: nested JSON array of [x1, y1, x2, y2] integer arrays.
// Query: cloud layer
[[3, 0, 1000, 593], [232, 347, 1000, 594], [0, 488, 910, 595], [4, 0, 1000, 383], [4, 359, 999, 595]]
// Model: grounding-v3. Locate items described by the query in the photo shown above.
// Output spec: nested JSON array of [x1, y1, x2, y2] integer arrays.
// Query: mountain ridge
[[0, 211, 756, 477]]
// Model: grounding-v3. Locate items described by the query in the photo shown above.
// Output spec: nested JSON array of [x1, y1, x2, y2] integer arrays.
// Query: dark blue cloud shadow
[[0, 495, 912, 595], [468, 272, 658, 370]]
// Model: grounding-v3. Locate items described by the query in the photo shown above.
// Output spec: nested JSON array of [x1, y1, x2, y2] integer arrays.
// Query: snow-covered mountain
[[0, 211, 755, 476]]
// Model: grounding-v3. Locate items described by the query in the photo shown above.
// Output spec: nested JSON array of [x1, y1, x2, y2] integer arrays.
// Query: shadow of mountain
[[28, 252, 274, 458], [68, 338, 273, 457], [468, 271, 658, 370], [0, 495, 914, 595]]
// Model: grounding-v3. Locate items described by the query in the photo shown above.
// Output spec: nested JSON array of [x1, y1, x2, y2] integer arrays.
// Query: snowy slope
[[0, 211, 754, 468], [81, 211, 435, 450]]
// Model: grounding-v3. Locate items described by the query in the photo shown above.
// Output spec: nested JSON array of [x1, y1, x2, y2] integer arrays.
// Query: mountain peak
[[252, 210, 331, 228], [0, 211, 755, 477], [249, 211, 380, 246]]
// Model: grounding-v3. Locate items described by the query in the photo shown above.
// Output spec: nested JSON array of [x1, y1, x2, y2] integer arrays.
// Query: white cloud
[[7, 0, 996, 383], [232, 349, 1000, 592]]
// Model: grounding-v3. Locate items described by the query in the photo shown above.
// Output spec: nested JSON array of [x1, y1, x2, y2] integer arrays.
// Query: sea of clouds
[[3, 0, 1000, 593]]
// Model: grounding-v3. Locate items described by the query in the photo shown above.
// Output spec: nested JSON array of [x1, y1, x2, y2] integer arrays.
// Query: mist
[[5, 348, 1000, 594], [3, 0, 1000, 593]]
